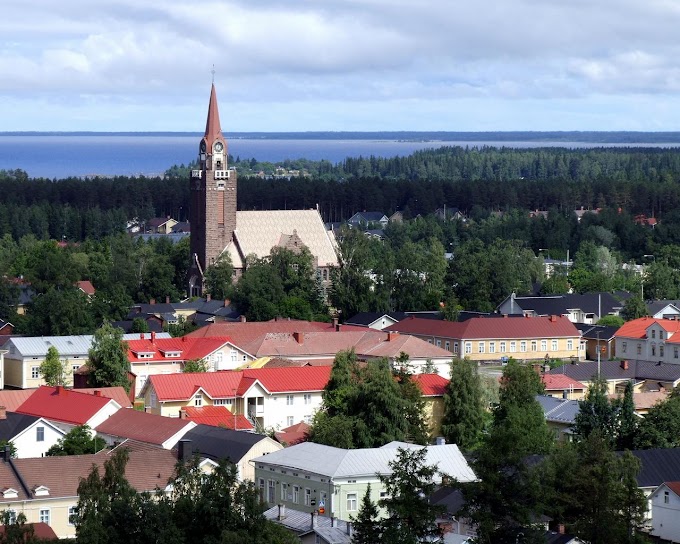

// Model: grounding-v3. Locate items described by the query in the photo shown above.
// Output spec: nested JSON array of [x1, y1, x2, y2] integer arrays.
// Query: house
[[94, 409, 195, 449], [549, 359, 680, 395], [608, 390, 668, 416], [634, 214, 658, 228], [344, 312, 408, 330], [529, 209, 549, 219], [648, 482, 680, 541], [576, 324, 617, 360], [146, 217, 178, 234], [275, 422, 311, 446], [15, 386, 121, 435], [0, 407, 65, 458], [541, 374, 586, 401], [574, 207, 600, 222], [171, 295, 240, 324], [541, 259, 573, 279], [647, 300, 680, 320], [536, 395, 580, 441], [264, 505, 353, 544], [385, 315, 583, 363], [429, 487, 477, 539], [628, 448, 680, 500], [0, 446, 184, 539], [412, 374, 449, 437], [497, 292, 624, 324], [0, 523, 58, 541], [2, 332, 170, 390], [0, 319, 14, 335], [174, 425, 282, 481], [389, 211, 404, 223], [615, 317, 680, 364], [252, 441, 476, 521], [346, 211, 389, 229], [171, 221, 191, 234], [76, 280, 96, 298], [186, 321, 454, 376], [142, 366, 332, 431]]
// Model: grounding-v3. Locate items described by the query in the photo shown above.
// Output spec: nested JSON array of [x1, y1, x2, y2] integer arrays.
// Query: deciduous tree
[[87, 322, 131, 392], [39, 345, 70, 386]]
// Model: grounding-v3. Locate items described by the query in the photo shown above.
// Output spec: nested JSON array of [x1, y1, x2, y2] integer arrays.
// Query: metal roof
[[252, 442, 476, 482], [7, 333, 170, 357]]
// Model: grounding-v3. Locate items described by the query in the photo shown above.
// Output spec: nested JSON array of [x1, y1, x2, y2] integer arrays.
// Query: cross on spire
[[211, 65, 215, 84]]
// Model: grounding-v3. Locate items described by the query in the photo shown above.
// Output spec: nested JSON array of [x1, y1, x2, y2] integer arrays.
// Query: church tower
[[188, 83, 237, 296]]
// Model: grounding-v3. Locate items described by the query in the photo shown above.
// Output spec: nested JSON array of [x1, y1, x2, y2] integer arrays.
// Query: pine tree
[[615, 380, 638, 450], [352, 484, 382, 544], [574, 377, 618, 445], [441, 358, 485, 450]]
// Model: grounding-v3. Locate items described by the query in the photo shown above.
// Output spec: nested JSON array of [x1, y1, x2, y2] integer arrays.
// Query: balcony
[[215, 170, 231, 179], [191, 170, 202, 178]]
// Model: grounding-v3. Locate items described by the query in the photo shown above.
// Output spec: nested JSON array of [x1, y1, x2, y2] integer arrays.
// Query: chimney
[[346, 522, 353, 537], [224, 299, 230, 308], [562, 390, 568, 399], [0, 406, 6, 420], [177, 439, 192, 462], [206, 293, 211, 302], [93, 390, 101, 397], [311, 511, 318, 529], [331, 517, 337, 527], [278, 504, 286, 521], [56, 385, 63, 395], [435, 436, 445, 446], [140, 332, 144, 340], [558, 524, 565, 535], [166, 295, 170, 304], [151, 331, 156, 344], [336, 323, 341, 332], [550, 315, 557, 322], [179, 408, 187, 420], [332, 317, 338, 330], [240, 315, 246, 323], [150, 298, 156, 305], [293, 332, 304, 344], [387, 332, 398, 342], [621, 360, 629, 370]]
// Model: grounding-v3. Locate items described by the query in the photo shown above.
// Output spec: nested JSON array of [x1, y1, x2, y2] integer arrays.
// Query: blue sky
[[3, 0, 680, 132]]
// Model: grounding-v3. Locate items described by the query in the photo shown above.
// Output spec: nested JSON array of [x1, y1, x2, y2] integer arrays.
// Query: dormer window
[[34, 485, 50, 497], [2, 488, 18, 499]]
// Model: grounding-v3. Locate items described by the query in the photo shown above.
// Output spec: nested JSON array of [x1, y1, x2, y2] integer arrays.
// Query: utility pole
[[597, 330, 601, 379]]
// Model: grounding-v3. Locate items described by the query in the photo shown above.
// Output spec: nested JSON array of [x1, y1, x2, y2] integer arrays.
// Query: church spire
[[204, 83, 222, 148]]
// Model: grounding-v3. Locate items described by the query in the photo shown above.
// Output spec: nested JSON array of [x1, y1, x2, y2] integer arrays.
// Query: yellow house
[[386, 315, 584, 363], [412, 374, 449, 437]]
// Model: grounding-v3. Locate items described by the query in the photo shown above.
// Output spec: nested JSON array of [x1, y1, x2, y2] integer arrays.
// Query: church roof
[[226, 209, 339, 268], [203, 83, 223, 151]]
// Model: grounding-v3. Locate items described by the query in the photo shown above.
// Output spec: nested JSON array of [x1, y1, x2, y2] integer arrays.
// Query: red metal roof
[[16, 386, 114, 425], [541, 374, 585, 391], [665, 481, 680, 497], [412, 373, 449, 396], [126, 336, 232, 364], [76, 280, 96, 295], [95, 409, 193, 446], [241, 366, 332, 394], [204, 83, 223, 149], [616, 317, 680, 341], [183, 406, 253, 430], [75, 386, 133, 408], [386, 315, 580, 340], [275, 421, 311, 446]]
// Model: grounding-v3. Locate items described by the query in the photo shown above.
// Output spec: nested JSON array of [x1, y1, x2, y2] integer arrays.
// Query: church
[[187, 84, 339, 297]]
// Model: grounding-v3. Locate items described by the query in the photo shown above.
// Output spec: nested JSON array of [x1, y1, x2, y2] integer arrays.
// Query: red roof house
[[95, 409, 196, 449], [181, 405, 253, 430]]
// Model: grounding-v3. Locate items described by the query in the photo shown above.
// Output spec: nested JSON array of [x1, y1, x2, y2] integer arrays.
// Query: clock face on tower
[[200, 141, 206, 153], [214, 142, 224, 152]]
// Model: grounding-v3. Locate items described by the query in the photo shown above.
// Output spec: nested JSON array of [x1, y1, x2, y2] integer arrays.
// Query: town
[[1, 84, 680, 544]]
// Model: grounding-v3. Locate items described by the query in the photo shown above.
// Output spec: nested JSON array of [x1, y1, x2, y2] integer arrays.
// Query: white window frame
[[287, 416, 294, 426], [453, 342, 459, 354], [31, 366, 40, 379], [500, 341, 506, 353], [510, 342, 516, 353], [194, 393, 202, 407], [347, 493, 357, 511], [489, 342, 496, 354], [567, 340, 573, 351], [281, 482, 288, 501], [520, 341, 527, 352], [286, 395, 294, 405], [464, 342, 472, 354], [303, 393, 312, 405], [304, 488, 312, 506], [541, 340, 547, 351], [478, 342, 485, 354], [445, 341, 450, 351], [551, 340, 558, 351], [39, 509, 50, 524], [36, 426, 44, 442], [293, 485, 300, 503], [68, 506, 77, 526]]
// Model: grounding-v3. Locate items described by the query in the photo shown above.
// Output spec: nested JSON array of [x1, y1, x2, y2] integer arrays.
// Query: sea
[[2, 133, 680, 179]]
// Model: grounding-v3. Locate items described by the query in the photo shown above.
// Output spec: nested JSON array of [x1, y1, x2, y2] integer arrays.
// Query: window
[[5, 510, 16, 524], [281, 482, 288, 501], [31, 367, 39, 379], [453, 342, 459, 354], [293, 486, 300, 503], [268, 480, 276, 503], [541, 340, 547, 351], [464, 342, 472, 354], [304, 394, 312, 405], [347, 493, 358, 511], [436, 340, 441, 347], [194, 393, 202, 407], [72, 364, 80, 373], [622, 342, 627, 353], [637, 344, 642, 355], [531, 341, 537, 352], [149, 390, 157, 408], [652, 330, 656, 339], [286, 395, 294, 405], [39, 509, 49, 524], [567, 340, 573, 351], [230, 350, 238, 363], [445, 341, 450, 351], [675, 347, 679, 359], [661, 345, 665, 357], [500, 341, 506, 353], [214, 398, 233, 406], [68, 506, 77, 525], [551, 340, 558, 351], [520, 341, 527, 352], [665, 490, 670, 504], [489, 342, 496, 353], [287, 416, 294, 426], [304, 488, 311, 506], [652, 345, 657, 357], [478, 342, 485, 354], [36, 426, 44, 442], [258, 479, 265, 501], [510, 342, 516, 353]]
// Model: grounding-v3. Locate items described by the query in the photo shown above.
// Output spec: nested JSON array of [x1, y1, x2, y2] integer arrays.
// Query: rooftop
[[16, 386, 117, 426]]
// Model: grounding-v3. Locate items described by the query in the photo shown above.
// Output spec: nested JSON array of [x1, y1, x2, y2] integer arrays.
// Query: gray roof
[[252, 441, 476, 482], [263, 506, 351, 541], [0, 413, 41, 441], [647, 300, 680, 316], [575, 324, 619, 341], [502, 292, 624, 317], [172, 425, 273, 464], [536, 395, 580, 425], [627, 448, 680, 488], [549, 360, 680, 383], [345, 312, 408, 327], [7, 333, 170, 357]]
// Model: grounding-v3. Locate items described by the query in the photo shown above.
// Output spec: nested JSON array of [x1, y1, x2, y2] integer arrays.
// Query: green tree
[[621, 295, 647, 321], [129, 317, 149, 334], [377, 447, 445, 544], [395, 363, 430, 445], [204, 253, 234, 301], [441, 358, 485, 450], [39, 345, 70, 386], [615, 380, 638, 450], [352, 485, 382, 544], [47, 425, 106, 456], [0, 441, 16, 459], [22, 286, 95, 336], [636, 386, 680, 448], [182, 358, 209, 373], [0, 511, 37, 544], [87, 322, 131, 393], [574, 378, 618, 445], [597, 314, 625, 327]]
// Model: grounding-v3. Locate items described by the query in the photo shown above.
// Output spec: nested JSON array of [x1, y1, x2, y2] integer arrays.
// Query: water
[[2, 134, 680, 179]]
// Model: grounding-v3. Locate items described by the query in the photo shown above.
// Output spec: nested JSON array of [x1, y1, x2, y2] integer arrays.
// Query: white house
[[649, 482, 680, 541], [0, 408, 66, 458], [616, 317, 680, 363]]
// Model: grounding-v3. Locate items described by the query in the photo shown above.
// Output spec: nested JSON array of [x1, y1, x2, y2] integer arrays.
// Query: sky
[[4, 0, 680, 132]]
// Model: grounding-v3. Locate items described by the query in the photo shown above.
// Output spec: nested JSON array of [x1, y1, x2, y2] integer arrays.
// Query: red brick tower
[[188, 84, 237, 296]]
